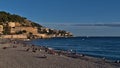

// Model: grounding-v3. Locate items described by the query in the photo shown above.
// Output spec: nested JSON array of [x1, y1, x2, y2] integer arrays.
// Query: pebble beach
[[0, 39, 119, 68]]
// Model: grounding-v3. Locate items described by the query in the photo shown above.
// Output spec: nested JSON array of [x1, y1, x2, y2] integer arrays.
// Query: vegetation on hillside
[[0, 11, 25, 23], [0, 11, 42, 27]]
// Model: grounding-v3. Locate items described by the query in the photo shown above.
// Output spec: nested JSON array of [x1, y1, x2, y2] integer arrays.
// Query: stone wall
[[10, 27, 38, 34], [34, 34, 51, 38], [1, 35, 27, 39]]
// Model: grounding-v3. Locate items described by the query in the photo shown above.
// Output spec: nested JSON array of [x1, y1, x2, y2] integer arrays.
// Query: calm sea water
[[29, 37, 120, 61]]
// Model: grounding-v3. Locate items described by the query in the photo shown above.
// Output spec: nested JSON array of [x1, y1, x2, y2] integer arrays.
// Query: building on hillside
[[8, 22, 15, 27], [8, 22, 22, 27], [15, 22, 21, 27], [0, 25, 3, 34]]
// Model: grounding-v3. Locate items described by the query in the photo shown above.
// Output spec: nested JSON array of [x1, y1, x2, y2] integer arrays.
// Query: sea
[[29, 37, 120, 61]]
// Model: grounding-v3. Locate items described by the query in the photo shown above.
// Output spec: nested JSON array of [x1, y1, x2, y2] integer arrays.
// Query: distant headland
[[0, 11, 73, 39]]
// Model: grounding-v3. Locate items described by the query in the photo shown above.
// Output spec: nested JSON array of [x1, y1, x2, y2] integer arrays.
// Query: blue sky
[[1, 0, 120, 36]]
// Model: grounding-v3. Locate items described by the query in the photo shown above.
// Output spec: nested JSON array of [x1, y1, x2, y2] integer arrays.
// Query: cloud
[[40, 23, 120, 27], [69, 24, 120, 27]]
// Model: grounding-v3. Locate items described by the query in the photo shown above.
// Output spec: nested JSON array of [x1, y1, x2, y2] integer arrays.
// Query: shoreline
[[34, 45, 120, 63], [0, 39, 120, 68]]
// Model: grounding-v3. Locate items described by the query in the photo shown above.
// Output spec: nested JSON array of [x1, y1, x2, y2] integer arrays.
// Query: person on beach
[[31, 44, 35, 48], [23, 44, 27, 47], [58, 51, 62, 56], [38, 47, 42, 51], [45, 47, 48, 52], [26, 48, 30, 51], [32, 47, 36, 53], [2, 47, 7, 49]]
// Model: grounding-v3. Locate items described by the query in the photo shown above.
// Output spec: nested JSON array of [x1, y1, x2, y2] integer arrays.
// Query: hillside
[[0, 11, 73, 39], [0, 11, 42, 27]]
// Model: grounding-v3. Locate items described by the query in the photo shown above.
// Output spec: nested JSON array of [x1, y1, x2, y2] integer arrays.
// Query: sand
[[0, 39, 119, 68]]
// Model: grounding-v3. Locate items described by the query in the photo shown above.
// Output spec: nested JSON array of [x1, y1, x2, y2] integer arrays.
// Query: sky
[[0, 0, 120, 36]]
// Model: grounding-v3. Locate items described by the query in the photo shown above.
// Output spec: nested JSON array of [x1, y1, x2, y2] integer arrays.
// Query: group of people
[[24, 44, 80, 59]]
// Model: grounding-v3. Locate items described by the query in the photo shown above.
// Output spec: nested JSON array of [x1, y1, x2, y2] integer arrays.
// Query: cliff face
[[0, 11, 73, 39]]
